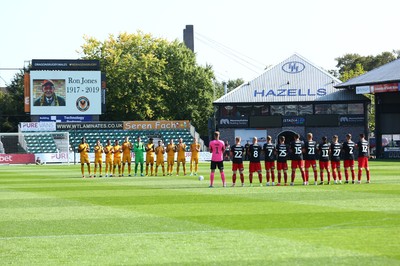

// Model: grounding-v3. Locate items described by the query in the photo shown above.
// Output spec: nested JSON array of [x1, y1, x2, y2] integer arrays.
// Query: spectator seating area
[[70, 129, 194, 151], [21, 129, 195, 153], [24, 134, 58, 153]]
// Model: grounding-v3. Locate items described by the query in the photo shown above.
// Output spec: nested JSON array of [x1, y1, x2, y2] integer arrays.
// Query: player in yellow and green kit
[[113, 139, 122, 177], [104, 139, 113, 177], [176, 138, 187, 176], [121, 136, 133, 177], [134, 136, 146, 176], [78, 137, 91, 178], [145, 138, 155, 176], [190, 138, 200, 176], [93, 138, 103, 177], [166, 139, 176, 176], [155, 140, 166, 176]]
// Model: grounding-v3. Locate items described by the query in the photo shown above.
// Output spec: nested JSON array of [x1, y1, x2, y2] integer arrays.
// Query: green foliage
[[80, 32, 215, 135], [340, 63, 366, 82], [0, 71, 30, 132], [335, 51, 397, 77], [213, 78, 245, 100]]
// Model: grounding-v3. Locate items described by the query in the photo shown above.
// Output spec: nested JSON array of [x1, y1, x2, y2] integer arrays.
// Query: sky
[[1, 0, 399, 86]]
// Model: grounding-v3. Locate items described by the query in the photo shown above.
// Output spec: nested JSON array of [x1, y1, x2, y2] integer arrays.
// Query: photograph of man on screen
[[33, 79, 66, 106]]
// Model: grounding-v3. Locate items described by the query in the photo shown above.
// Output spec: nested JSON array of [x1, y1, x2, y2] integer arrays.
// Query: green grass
[[0, 160, 399, 265]]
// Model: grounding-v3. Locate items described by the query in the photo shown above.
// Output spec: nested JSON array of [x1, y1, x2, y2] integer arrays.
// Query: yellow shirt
[[166, 144, 176, 158], [122, 141, 132, 156], [177, 143, 187, 159], [146, 143, 155, 159], [155, 146, 165, 161], [78, 143, 89, 157], [94, 144, 103, 160], [113, 145, 122, 160], [190, 143, 200, 159], [104, 145, 113, 162]]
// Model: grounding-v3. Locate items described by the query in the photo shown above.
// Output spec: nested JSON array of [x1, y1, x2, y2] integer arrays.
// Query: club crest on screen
[[76, 96, 90, 112]]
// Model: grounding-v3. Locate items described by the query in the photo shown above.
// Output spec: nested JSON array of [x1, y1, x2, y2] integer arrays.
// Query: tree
[[213, 78, 245, 100], [335, 51, 397, 77], [79, 32, 215, 135], [0, 71, 30, 132], [340, 63, 366, 82]]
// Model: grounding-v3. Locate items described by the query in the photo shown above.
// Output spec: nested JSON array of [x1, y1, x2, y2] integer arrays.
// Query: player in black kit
[[342, 134, 356, 184], [318, 136, 331, 185], [249, 137, 263, 186], [330, 135, 342, 184], [356, 133, 370, 183], [263, 135, 276, 186], [231, 136, 245, 187], [304, 133, 318, 185], [290, 134, 305, 186], [276, 136, 289, 186]]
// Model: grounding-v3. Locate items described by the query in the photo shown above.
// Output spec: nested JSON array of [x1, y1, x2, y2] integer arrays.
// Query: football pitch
[[0, 161, 399, 265]]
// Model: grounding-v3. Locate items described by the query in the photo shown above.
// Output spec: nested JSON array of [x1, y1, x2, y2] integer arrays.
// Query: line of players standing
[[77, 136, 200, 178], [228, 133, 371, 187]]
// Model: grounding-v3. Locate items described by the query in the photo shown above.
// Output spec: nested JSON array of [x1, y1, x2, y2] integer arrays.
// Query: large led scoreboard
[[25, 59, 105, 116]]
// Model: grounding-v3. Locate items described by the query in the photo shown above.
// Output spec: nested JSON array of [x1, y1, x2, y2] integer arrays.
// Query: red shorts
[[264, 161, 275, 170], [291, 160, 304, 169], [249, 162, 262, 173], [358, 157, 369, 168], [344, 160, 354, 168], [305, 160, 316, 168], [319, 161, 330, 170], [331, 161, 340, 169], [277, 162, 288, 171], [232, 163, 244, 171]]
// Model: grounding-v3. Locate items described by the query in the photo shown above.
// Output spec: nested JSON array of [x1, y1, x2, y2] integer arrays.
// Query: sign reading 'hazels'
[[30, 70, 102, 115]]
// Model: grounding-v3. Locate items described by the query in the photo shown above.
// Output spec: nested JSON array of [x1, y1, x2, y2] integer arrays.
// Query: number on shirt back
[[333, 149, 340, 157], [295, 146, 302, 154], [322, 149, 329, 157], [349, 147, 353, 154], [234, 150, 242, 158], [268, 149, 273, 157], [279, 150, 287, 157], [253, 150, 258, 158], [362, 145, 368, 153], [308, 147, 315, 154]]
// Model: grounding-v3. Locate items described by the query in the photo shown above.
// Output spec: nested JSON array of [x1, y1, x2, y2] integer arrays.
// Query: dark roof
[[335, 58, 400, 89], [316, 89, 368, 102]]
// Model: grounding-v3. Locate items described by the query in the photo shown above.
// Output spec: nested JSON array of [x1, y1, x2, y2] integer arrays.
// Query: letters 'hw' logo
[[282, 61, 305, 74]]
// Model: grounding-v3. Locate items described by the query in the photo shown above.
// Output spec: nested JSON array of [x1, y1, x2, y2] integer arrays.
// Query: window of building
[[270, 105, 285, 115], [331, 104, 348, 114], [236, 105, 252, 117], [220, 105, 236, 117], [298, 105, 313, 115], [252, 105, 269, 116], [315, 104, 332, 114], [348, 103, 364, 114]]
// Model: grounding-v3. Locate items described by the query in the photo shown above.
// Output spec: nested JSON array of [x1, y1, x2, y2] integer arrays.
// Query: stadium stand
[[24, 134, 58, 153], [19, 125, 204, 154], [69, 129, 195, 151]]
